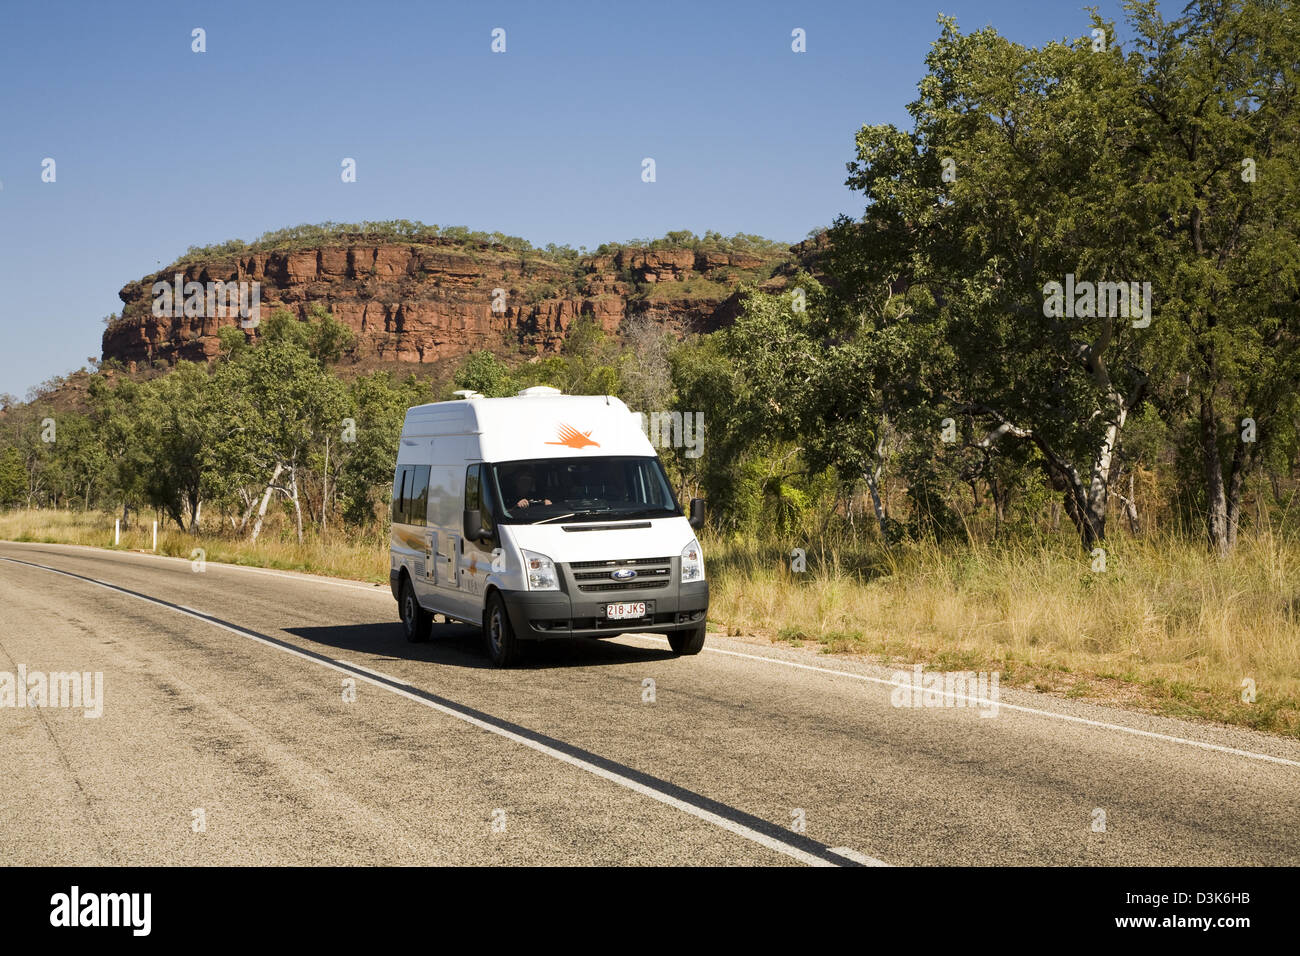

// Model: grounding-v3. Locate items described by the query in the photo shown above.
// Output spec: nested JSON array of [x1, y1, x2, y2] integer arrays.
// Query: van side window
[[479, 469, 496, 535], [392, 465, 429, 526], [465, 465, 495, 537], [407, 465, 430, 528], [392, 466, 409, 524], [465, 465, 481, 510]]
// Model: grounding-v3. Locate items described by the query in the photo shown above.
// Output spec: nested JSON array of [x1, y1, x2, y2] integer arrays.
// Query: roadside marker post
[[152, 520, 157, 552], [114, 519, 120, 546]]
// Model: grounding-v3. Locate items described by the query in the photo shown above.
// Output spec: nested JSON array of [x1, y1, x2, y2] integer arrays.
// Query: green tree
[[830, 2, 1300, 552], [453, 350, 515, 397], [557, 318, 621, 395], [121, 363, 218, 530], [3, 402, 58, 508], [1123, 0, 1300, 553], [303, 303, 357, 367], [54, 413, 110, 510], [212, 337, 348, 542], [87, 374, 149, 522], [0, 447, 25, 507], [334, 372, 428, 525]]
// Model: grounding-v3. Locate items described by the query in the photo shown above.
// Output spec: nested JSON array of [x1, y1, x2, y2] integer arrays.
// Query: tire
[[668, 624, 706, 656], [399, 576, 431, 643], [484, 592, 521, 667]]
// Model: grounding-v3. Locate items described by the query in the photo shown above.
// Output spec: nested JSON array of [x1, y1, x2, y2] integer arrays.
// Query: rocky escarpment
[[102, 236, 796, 369]]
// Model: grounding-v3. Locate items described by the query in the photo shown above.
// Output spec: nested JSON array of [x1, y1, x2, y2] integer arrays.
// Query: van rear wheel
[[400, 577, 431, 643], [668, 624, 706, 655], [485, 592, 521, 667]]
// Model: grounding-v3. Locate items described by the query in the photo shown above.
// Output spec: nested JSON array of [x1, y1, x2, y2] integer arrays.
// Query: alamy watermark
[[890, 665, 1000, 717], [636, 411, 703, 458], [151, 273, 261, 329], [50, 886, 150, 936], [1, 665, 103, 718], [1042, 273, 1152, 328]]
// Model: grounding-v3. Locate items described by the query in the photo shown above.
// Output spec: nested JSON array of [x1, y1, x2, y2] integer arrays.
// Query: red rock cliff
[[102, 237, 793, 369]]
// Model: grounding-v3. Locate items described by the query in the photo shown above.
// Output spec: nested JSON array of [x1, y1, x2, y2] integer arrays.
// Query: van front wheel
[[485, 593, 521, 667], [668, 625, 706, 656]]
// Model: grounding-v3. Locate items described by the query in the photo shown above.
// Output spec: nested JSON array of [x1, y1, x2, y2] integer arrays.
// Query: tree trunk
[[1050, 392, 1132, 549], [1225, 438, 1249, 552], [236, 488, 257, 533], [862, 425, 889, 538], [290, 468, 304, 545], [183, 489, 203, 533], [863, 470, 887, 538], [990, 477, 1006, 532], [1200, 393, 1230, 556], [250, 462, 284, 543], [1122, 471, 1140, 535], [322, 435, 330, 536]]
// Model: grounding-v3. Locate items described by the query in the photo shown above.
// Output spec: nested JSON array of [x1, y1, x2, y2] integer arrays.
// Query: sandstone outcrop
[[102, 237, 794, 369]]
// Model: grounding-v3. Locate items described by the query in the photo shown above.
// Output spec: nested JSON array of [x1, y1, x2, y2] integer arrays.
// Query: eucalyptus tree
[[1124, 0, 1300, 553], [828, 1, 1299, 551]]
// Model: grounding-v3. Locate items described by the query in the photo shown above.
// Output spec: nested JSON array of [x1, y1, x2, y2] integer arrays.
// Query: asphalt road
[[2, 540, 1298, 866]]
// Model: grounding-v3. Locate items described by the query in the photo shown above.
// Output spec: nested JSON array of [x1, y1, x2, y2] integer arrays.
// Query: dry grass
[[4, 508, 1298, 735], [0, 509, 389, 584], [706, 533, 1300, 736]]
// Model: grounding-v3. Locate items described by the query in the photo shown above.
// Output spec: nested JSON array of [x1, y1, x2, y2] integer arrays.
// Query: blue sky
[[0, 0, 1132, 398]]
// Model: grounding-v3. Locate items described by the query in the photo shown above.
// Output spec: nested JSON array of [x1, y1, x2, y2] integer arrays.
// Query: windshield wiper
[[534, 512, 580, 525], [535, 508, 620, 525]]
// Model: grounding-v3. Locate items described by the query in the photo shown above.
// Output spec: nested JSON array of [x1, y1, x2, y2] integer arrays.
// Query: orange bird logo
[[546, 423, 600, 449]]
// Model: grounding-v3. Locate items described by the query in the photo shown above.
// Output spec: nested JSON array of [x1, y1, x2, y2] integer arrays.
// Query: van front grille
[[566, 557, 674, 593], [569, 557, 672, 570], [573, 566, 670, 581], [578, 580, 669, 592]]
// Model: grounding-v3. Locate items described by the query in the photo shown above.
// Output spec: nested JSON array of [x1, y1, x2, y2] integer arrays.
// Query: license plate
[[606, 602, 646, 621]]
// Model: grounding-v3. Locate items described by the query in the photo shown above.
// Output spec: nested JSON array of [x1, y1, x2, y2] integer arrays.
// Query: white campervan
[[389, 386, 708, 666]]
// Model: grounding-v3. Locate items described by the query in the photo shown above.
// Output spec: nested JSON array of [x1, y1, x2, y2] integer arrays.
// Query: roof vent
[[452, 389, 483, 400], [516, 386, 563, 397]]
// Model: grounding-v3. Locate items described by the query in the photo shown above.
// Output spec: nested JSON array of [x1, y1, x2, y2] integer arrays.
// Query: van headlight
[[522, 549, 559, 590], [680, 539, 704, 583]]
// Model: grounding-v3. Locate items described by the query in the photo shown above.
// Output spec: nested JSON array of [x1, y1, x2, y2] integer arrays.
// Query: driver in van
[[508, 470, 552, 509]]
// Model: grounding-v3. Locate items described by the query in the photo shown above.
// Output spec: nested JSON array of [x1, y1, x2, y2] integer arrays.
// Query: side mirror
[[463, 508, 486, 543], [688, 498, 706, 530]]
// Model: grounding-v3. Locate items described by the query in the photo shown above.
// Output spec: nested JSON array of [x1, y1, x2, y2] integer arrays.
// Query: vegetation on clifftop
[[168, 221, 794, 271]]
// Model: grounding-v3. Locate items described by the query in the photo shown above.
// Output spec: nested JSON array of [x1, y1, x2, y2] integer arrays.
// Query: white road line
[[337, 659, 413, 683], [679, 642, 1300, 771], [830, 847, 883, 866], [3, 558, 878, 868]]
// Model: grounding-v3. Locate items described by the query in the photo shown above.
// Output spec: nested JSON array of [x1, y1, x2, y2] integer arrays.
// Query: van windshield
[[488, 456, 680, 525]]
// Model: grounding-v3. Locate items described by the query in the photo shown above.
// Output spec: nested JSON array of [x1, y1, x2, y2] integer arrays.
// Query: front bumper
[[499, 579, 709, 640]]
